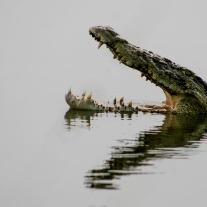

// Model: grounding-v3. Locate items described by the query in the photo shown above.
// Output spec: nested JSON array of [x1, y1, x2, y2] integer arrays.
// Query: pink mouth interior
[[163, 90, 185, 111]]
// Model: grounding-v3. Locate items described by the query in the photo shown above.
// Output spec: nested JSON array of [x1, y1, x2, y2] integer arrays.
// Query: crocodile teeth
[[113, 97, 116, 105], [87, 92, 92, 99], [82, 90, 86, 97], [98, 42, 103, 49], [119, 57, 124, 64], [120, 96, 124, 104]]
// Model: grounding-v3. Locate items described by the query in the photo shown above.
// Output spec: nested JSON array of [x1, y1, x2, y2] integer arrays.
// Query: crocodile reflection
[[64, 109, 207, 189], [64, 109, 100, 130], [64, 109, 134, 130]]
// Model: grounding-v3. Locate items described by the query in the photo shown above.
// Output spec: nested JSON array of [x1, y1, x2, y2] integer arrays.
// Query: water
[[65, 109, 207, 192], [63, 109, 207, 206]]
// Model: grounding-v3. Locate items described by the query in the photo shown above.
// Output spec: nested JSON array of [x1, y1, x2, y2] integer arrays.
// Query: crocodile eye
[[185, 70, 192, 76]]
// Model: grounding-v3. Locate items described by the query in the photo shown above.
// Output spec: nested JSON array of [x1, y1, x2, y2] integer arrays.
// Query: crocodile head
[[89, 26, 207, 113]]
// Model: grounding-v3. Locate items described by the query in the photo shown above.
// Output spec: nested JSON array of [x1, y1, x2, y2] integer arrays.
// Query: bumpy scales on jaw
[[88, 26, 207, 114], [65, 88, 140, 113]]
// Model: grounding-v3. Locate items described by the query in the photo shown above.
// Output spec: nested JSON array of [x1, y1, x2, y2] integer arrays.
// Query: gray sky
[[1, 1, 207, 206], [1, 0, 207, 104]]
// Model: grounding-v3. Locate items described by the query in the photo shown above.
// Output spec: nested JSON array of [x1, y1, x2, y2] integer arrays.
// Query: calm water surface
[[64, 107, 207, 206], [2, 1, 207, 206]]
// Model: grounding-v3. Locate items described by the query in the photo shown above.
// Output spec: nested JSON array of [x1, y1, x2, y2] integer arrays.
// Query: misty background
[[1, 1, 207, 206]]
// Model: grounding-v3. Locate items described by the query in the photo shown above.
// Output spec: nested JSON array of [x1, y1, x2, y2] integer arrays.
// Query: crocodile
[[66, 26, 207, 114]]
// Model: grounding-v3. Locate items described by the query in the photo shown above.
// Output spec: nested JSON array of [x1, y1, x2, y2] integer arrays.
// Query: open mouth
[[89, 27, 181, 111], [65, 26, 207, 114]]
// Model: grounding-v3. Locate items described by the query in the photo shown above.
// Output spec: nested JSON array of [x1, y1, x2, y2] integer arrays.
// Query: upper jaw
[[89, 26, 128, 45], [89, 26, 112, 44], [89, 27, 180, 95], [89, 26, 206, 110]]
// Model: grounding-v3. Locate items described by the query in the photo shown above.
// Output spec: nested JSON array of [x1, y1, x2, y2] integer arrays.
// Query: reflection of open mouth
[[88, 26, 207, 114]]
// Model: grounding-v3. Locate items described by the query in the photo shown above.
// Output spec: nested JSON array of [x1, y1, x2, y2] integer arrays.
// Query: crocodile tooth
[[82, 90, 86, 97], [120, 96, 124, 104], [134, 106, 139, 111], [87, 92, 92, 99], [113, 97, 116, 105], [119, 57, 125, 64], [98, 42, 104, 49], [141, 73, 144, 77], [146, 77, 149, 81]]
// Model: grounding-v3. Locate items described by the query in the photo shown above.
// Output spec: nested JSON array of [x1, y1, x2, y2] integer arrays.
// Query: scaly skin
[[89, 26, 207, 114], [65, 89, 136, 113]]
